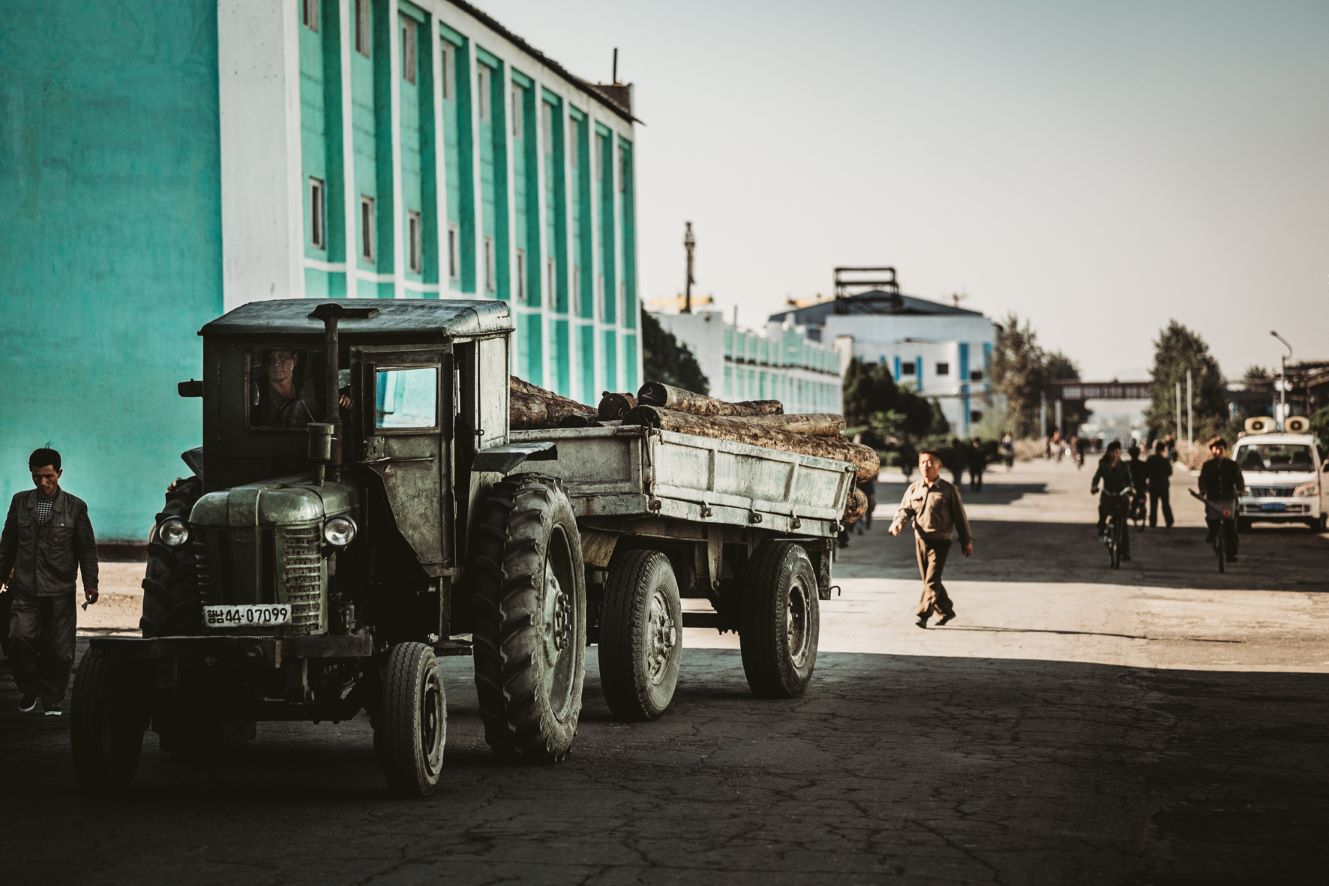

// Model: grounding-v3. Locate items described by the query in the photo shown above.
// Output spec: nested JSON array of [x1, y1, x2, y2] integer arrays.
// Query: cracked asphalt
[[2, 460, 1327, 885]]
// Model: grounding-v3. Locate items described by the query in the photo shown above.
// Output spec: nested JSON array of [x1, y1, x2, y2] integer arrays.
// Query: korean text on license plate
[[203, 604, 292, 628]]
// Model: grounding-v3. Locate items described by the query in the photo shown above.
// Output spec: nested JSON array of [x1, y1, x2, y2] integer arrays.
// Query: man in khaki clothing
[[889, 449, 974, 628]]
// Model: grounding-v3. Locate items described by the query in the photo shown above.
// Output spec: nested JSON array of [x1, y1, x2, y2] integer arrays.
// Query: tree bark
[[842, 487, 868, 526], [623, 406, 880, 483], [510, 377, 596, 429], [598, 392, 638, 420], [744, 413, 846, 437], [636, 382, 783, 417]]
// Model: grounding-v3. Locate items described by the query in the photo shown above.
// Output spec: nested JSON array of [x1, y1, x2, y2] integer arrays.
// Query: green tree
[[1043, 350, 1092, 434], [641, 312, 709, 394], [1144, 320, 1229, 441], [988, 313, 1048, 437], [842, 358, 898, 427]]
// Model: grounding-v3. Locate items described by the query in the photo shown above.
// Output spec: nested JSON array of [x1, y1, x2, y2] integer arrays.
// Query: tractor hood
[[191, 476, 356, 527]]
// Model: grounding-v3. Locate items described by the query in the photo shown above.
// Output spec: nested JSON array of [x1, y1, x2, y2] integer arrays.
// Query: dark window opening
[[302, 0, 318, 32], [354, 0, 370, 56], [935, 362, 950, 376], [360, 196, 375, 262], [400, 17, 416, 84], [310, 178, 325, 249], [407, 211, 422, 273]]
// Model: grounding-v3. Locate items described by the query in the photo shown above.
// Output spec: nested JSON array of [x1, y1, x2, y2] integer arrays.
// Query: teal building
[[0, 0, 640, 542]]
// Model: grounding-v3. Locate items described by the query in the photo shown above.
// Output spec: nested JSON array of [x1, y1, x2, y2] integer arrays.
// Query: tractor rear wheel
[[140, 476, 203, 638], [599, 549, 682, 721], [740, 542, 820, 699], [470, 476, 586, 762], [71, 648, 148, 795]]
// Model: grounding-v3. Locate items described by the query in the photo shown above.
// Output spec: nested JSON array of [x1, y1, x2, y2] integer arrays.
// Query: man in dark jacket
[[1145, 441, 1175, 528], [0, 448, 99, 716], [1091, 441, 1136, 560], [1198, 436, 1245, 562]]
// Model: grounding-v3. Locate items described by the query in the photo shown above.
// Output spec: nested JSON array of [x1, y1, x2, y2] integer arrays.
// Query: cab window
[[248, 348, 327, 429], [375, 366, 438, 429]]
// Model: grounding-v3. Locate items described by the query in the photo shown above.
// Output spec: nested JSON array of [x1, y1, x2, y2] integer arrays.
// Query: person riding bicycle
[[1198, 435, 1245, 563], [1091, 440, 1136, 561], [1126, 443, 1148, 526]]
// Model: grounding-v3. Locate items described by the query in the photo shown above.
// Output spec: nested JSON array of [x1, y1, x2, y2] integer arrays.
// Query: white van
[[1231, 433, 1328, 531]]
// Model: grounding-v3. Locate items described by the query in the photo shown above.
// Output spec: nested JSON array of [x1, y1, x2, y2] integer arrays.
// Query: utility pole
[[1039, 392, 1047, 440], [1186, 368, 1193, 444], [1175, 380, 1182, 446], [682, 222, 696, 314], [1271, 330, 1293, 428], [1054, 399, 1063, 437]]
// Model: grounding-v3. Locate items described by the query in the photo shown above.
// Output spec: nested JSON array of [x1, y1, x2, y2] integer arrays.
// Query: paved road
[[3, 460, 1327, 884]]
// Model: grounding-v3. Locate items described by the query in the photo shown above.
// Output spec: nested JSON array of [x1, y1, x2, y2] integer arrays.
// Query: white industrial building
[[771, 291, 997, 436]]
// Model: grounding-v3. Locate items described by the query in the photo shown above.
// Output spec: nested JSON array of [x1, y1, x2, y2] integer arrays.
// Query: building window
[[360, 196, 375, 262], [302, 0, 318, 32], [970, 369, 984, 381], [619, 152, 627, 193], [477, 66, 490, 121], [935, 362, 949, 376], [407, 210, 422, 273], [542, 102, 554, 154], [447, 224, 459, 281], [439, 44, 452, 100], [309, 178, 325, 250], [511, 86, 523, 138], [515, 248, 526, 300], [483, 236, 496, 292], [546, 258, 556, 305], [400, 17, 417, 84], [571, 266, 580, 301], [971, 410, 985, 423], [568, 128, 579, 167], [901, 361, 916, 376], [354, 0, 370, 56]]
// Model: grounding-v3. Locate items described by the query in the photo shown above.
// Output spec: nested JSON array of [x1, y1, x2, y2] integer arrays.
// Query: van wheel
[[740, 542, 820, 699], [71, 648, 148, 795], [599, 550, 682, 721], [376, 642, 446, 797], [470, 476, 586, 762]]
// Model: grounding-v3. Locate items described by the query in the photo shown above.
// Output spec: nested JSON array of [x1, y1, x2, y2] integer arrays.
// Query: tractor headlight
[[1293, 482, 1318, 498], [159, 517, 190, 547], [323, 515, 357, 547]]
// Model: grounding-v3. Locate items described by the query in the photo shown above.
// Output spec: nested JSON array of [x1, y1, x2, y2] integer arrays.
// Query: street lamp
[[1271, 330, 1293, 427]]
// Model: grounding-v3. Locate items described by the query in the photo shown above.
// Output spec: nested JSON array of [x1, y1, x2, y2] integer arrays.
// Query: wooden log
[[636, 382, 783, 417], [598, 391, 637, 420], [842, 487, 868, 526], [509, 376, 596, 429], [622, 405, 880, 483], [744, 413, 846, 437]]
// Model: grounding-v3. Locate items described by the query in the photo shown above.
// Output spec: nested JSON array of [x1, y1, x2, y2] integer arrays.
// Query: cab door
[[355, 346, 452, 577]]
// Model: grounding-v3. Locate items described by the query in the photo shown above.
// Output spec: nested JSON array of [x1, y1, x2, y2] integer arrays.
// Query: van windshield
[[1235, 443, 1315, 472]]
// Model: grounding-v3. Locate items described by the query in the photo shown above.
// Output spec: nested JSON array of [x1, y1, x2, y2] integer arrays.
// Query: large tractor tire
[[140, 476, 203, 638], [740, 542, 820, 699], [71, 647, 148, 795], [376, 642, 446, 797], [599, 549, 682, 721], [470, 476, 586, 762]]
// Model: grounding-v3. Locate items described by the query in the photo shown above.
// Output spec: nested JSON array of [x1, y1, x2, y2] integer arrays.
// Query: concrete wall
[[0, 0, 222, 542]]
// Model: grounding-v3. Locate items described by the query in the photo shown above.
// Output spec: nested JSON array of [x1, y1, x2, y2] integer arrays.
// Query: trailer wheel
[[740, 542, 820, 699], [376, 642, 446, 797], [599, 550, 682, 721], [71, 647, 148, 795], [470, 476, 586, 761], [141, 476, 203, 638]]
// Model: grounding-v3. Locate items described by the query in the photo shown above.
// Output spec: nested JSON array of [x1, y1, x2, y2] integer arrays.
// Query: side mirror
[[178, 379, 203, 398]]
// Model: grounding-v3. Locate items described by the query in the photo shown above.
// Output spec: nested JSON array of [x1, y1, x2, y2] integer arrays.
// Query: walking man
[[0, 448, 99, 716], [889, 450, 974, 629], [1146, 440, 1174, 528]]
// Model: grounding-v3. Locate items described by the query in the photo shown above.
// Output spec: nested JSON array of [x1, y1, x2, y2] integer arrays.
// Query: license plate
[[203, 604, 292, 628], [1261, 502, 1287, 512]]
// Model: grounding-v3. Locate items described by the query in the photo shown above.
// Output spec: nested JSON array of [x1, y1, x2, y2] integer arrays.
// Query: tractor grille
[[193, 537, 215, 606], [283, 525, 323, 633]]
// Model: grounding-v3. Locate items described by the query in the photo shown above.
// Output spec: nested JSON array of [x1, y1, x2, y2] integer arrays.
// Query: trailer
[[509, 423, 855, 720]]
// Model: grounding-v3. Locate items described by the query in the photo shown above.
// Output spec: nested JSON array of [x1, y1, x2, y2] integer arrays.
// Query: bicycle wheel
[[1107, 517, 1121, 569], [1215, 528, 1226, 574]]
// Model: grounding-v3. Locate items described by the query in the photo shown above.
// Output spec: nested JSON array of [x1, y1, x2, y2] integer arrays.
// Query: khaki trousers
[[913, 536, 955, 619]]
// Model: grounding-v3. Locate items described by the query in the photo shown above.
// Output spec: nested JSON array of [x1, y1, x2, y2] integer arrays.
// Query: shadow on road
[[877, 478, 1049, 506]]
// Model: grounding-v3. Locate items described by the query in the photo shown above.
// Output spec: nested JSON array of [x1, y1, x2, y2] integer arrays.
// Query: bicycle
[[1096, 488, 1132, 569], [1189, 490, 1234, 574]]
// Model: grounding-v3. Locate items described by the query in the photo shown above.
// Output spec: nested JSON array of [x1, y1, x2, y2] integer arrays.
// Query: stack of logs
[[509, 377, 876, 526]]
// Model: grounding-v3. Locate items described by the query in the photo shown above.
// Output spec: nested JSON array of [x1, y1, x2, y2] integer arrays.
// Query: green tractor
[[71, 300, 584, 796]]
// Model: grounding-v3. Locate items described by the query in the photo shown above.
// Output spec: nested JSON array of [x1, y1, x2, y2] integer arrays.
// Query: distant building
[[771, 291, 997, 436], [652, 310, 842, 414], [1, 0, 639, 540]]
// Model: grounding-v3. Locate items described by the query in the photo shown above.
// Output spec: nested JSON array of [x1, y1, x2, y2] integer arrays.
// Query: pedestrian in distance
[[947, 437, 966, 486], [968, 438, 986, 492], [1199, 436, 1245, 563], [1000, 432, 1015, 471], [1146, 440, 1175, 528], [0, 448, 99, 716], [889, 450, 974, 629], [1126, 444, 1148, 527], [855, 474, 877, 535], [1090, 440, 1135, 561], [898, 440, 917, 481]]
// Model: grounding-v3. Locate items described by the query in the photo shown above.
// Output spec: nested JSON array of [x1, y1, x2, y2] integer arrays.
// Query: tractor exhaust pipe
[[308, 303, 378, 474]]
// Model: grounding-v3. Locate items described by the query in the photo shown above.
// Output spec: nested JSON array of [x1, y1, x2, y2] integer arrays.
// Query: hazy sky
[[482, 0, 1328, 380]]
